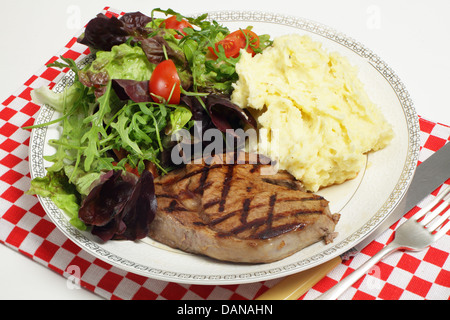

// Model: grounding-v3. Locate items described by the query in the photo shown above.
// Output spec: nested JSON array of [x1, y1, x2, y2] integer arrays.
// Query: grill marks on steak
[[149, 153, 340, 263]]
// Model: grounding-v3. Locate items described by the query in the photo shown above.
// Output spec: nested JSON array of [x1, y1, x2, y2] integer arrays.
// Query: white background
[[0, 0, 449, 299]]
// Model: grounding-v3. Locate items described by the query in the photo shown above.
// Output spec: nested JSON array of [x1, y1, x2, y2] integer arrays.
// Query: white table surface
[[0, 0, 449, 300]]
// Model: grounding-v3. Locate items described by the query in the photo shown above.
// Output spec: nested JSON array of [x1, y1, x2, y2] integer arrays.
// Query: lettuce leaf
[[112, 79, 152, 102], [78, 170, 156, 241], [206, 94, 256, 131], [63, 165, 102, 196], [79, 43, 154, 86], [28, 170, 86, 230], [78, 12, 153, 51], [167, 106, 192, 135], [30, 82, 85, 113]]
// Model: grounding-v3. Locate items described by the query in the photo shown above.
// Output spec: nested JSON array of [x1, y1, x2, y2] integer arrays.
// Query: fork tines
[[411, 184, 450, 240]]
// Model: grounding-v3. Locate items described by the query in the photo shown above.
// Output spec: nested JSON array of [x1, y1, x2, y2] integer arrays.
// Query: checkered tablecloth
[[0, 6, 449, 300]]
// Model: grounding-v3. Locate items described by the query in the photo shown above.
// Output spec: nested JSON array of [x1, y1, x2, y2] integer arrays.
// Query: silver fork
[[316, 184, 450, 300]]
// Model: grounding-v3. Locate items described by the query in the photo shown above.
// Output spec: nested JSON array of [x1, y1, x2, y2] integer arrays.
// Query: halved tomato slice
[[208, 29, 260, 59], [208, 38, 242, 58], [160, 15, 193, 39], [229, 29, 260, 55], [149, 59, 181, 105]]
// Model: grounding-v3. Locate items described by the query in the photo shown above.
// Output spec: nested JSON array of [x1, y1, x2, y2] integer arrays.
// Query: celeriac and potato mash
[[231, 34, 394, 192]]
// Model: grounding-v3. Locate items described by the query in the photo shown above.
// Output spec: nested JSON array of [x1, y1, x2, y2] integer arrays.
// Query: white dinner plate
[[29, 10, 420, 285]]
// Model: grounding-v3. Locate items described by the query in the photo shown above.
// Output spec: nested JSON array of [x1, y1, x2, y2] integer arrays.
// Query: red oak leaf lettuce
[[78, 170, 156, 241], [78, 12, 153, 51]]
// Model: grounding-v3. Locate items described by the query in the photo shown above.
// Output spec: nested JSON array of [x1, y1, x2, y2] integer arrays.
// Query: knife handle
[[255, 256, 342, 300]]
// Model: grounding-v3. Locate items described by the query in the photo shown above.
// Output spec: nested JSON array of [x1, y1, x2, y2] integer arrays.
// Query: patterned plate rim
[[29, 10, 420, 284]]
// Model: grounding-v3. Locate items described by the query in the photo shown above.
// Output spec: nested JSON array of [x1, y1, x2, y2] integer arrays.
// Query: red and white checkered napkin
[[1, 6, 449, 300]]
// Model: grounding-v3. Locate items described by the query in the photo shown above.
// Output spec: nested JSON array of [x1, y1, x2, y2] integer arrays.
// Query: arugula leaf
[[47, 56, 81, 81], [81, 81, 112, 171], [110, 109, 144, 156]]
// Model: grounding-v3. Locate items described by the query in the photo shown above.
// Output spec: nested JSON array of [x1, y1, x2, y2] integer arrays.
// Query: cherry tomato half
[[160, 15, 193, 39], [149, 59, 181, 105], [208, 38, 241, 58], [232, 29, 260, 55], [209, 29, 260, 59]]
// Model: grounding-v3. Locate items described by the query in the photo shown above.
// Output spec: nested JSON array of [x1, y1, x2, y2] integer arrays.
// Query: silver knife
[[256, 142, 450, 300], [350, 141, 450, 254]]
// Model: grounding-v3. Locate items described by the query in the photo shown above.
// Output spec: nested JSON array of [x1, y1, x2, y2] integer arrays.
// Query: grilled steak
[[148, 152, 340, 263]]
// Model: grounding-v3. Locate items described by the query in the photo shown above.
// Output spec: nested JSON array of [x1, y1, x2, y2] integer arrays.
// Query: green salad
[[26, 8, 272, 241]]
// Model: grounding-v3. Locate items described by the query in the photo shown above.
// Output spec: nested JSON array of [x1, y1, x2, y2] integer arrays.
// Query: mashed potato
[[231, 34, 394, 192]]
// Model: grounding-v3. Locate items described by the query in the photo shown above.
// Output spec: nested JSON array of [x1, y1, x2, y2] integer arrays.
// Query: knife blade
[[256, 142, 450, 300], [353, 141, 450, 252]]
